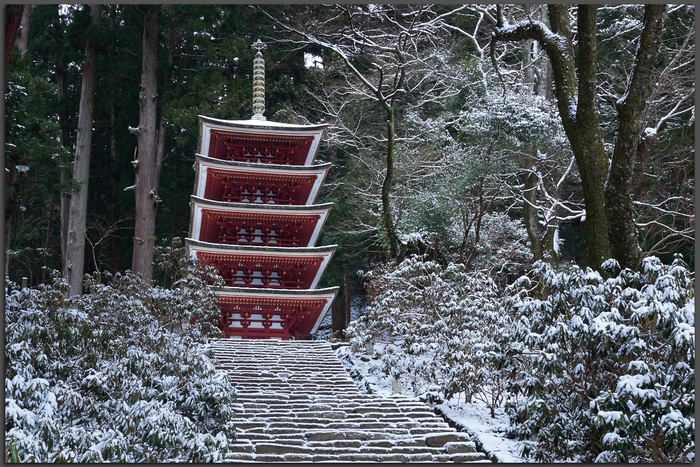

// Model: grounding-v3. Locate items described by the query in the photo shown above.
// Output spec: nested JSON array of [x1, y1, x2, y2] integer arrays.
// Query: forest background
[[3, 3, 695, 321]]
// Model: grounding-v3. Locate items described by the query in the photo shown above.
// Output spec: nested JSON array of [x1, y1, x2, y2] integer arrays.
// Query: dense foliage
[[4, 248, 236, 462], [348, 255, 694, 462], [348, 256, 516, 419], [5, 4, 694, 294], [506, 256, 694, 462]]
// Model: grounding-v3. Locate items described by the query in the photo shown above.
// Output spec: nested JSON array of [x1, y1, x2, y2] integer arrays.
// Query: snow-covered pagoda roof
[[193, 154, 331, 206], [198, 116, 328, 166], [189, 195, 333, 248], [213, 285, 339, 336], [199, 115, 328, 132], [186, 238, 336, 290]]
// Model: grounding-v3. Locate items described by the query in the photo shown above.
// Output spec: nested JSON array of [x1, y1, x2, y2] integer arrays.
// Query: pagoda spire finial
[[251, 39, 267, 121]]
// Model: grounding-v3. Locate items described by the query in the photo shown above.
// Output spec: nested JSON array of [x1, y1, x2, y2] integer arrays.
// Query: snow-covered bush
[[5, 260, 236, 462], [349, 253, 694, 462], [505, 256, 695, 462], [151, 236, 226, 337], [466, 212, 533, 283], [348, 256, 512, 415]]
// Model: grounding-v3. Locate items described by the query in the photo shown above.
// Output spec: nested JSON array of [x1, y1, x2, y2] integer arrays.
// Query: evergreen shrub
[[505, 256, 694, 462], [348, 254, 694, 462], [348, 256, 512, 415], [5, 244, 236, 462]]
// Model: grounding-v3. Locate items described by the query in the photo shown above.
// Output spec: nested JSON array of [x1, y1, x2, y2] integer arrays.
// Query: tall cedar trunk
[[605, 5, 667, 269], [131, 7, 159, 281], [17, 5, 30, 56], [383, 109, 399, 257], [63, 4, 101, 297], [109, 87, 122, 271], [108, 6, 122, 271], [5, 4, 24, 75], [56, 6, 71, 274]]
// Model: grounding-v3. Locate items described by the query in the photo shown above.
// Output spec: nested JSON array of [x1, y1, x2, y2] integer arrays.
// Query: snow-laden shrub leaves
[[348, 255, 513, 416], [349, 254, 693, 463], [5, 255, 236, 462], [505, 256, 694, 462]]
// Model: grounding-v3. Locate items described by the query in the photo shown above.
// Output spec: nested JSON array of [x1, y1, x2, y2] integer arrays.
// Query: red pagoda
[[187, 40, 338, 339]]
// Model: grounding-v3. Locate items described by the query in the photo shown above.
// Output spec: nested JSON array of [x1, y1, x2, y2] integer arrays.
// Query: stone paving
[[209, 339, 490, 463]]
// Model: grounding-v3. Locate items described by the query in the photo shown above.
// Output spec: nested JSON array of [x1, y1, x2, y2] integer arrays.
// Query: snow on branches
[[348, 253, 694, 462], [348, 256, 513, 417], [4, 250, 235, 462], [505, 255, 694, 462]]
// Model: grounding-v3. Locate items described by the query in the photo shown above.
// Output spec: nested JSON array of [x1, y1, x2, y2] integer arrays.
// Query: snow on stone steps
[[208, 339, 489, 462]]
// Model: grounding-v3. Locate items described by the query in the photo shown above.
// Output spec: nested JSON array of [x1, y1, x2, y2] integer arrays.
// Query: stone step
[[251, 442, 453, 456], [224, 452, 462, 463], [209, 339, 488, 463], [234, 419, 452, 431], [231, 439, 480, 455]]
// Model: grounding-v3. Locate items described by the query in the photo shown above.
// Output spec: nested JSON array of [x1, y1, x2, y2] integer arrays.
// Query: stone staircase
[[209, 339, 490, 463]]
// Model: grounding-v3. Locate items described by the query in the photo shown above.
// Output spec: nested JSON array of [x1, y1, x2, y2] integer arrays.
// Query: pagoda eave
[[190, 195, 334, 213], [189, 196, 333, 248], [193, 154, 331, 206], [198, 116, 327, 166], [186, 238, 337, 290], [199, 115, 328, 132], [195, 153, 332, 173], [214, 286, 339, 337], [186, 238, 337, 256]]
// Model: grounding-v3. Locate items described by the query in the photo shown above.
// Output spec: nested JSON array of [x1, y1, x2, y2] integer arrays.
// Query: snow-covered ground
[[435, 401, 528, 463], [332, 342, 531, 463]]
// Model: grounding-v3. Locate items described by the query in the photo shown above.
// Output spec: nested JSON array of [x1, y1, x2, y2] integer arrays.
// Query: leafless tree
[[491, 4, 670, 270], [86, 213, 131, 274], [260, 4, 471, 258]]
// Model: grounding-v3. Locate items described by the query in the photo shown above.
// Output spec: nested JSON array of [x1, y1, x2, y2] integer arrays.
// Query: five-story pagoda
[[187, 40, 338, 339]]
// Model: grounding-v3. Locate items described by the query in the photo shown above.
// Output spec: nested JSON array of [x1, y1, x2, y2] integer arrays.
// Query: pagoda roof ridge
[[186, 237, 337, 255], [212, 285, 339, 297], [195, 153, 332, 171], [190, 195, 333, 212], [199, 115, 328, 132]]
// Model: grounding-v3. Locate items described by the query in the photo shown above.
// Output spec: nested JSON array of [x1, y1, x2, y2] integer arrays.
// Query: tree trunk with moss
[[494, 5, 611, 269], [494, 4, 669, 270], [605, 5, 667, 269]]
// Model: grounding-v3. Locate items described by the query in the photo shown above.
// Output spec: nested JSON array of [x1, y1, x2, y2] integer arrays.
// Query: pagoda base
[[220, 310, 293, 340], [213, 286, 338, 340]]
